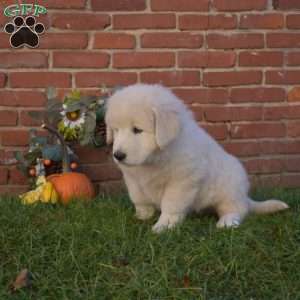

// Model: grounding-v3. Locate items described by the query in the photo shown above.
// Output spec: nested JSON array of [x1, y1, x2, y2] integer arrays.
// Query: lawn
[[0, 189, 300, 300]]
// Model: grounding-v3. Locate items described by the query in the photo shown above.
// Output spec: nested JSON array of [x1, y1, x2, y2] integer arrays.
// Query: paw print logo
[[4, 16, 45, 48]]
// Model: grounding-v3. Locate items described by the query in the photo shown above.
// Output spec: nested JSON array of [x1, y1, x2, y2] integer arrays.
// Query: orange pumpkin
[[47, 172, 95, 205], [41, 123, 95, 205]]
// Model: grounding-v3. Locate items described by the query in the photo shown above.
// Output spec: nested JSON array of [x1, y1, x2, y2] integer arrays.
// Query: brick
[[0, 130, 29, 146], [52, 13, 110, 30], [287, 52, 300, 65], [240, 14, 284, 29], [231, 88, 285, 103], [251, 175, 281, 187], [141, 33, 203, 48], [0, 186, 28, 195], [0, 91, 46, 107], [213, 0, 267, 11], [239, 51, 283, 67], [113, 14, 175, 29], [0, 167, 8, 185], [97, 180, 126, 196], [267, 33, 300, 48], [39, 33, 88, 49], [204, 106, 262, 122], [178, 51, 236, 68], [0, 12, 9, 27], [207, 34, 264, 49], [287, 15, 300, 29], [287, 121, 300, 137], [203, 71, 262, 87], [259, 141, 288, 155], [9, 167, 28, 185], [281, 175, 300, 188], [266, 70, 300, 84], [278, 141, 300, 154], [244, 159, 283, 174], [53, 52, 109, 68], [81, 164, 122, 181], [73, 145, 111, 164], [0, 53, 48, 68], [223, 142, 261, 157], [264, 105, 300, 120], [285, 158, 300, 172], [113, 52, 175, 68], [0, 33, 10, 49], [178, 15, 208, 30], [75, 72, 137, 87], [140, 71, 200, 86], [173, 88, 229, 104], [10, 72, 71, 88], [202, 124, 228, 140], [273, 0, 300, 10], [191, 107, 203, 121], [0, 150, 15, 164], [288, 87, 300, 102], [0, 73, 6, 87], [91, 0, 146, 11], [209, 15, 238, 30], [19, 110, 44, 126], [0, 111, 18, 126], [34, 0, 86, 8], [94, 33, 135, 49], [151, 0, 209, 11], [231, 123, 286, 139]]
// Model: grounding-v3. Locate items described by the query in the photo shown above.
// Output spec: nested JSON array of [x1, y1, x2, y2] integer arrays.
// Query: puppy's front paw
[[152, 213, 185, 233], [135, 205, 155, 220]]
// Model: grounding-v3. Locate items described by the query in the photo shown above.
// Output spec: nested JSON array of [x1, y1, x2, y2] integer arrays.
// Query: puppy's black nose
[[113, 151, 126, 161]]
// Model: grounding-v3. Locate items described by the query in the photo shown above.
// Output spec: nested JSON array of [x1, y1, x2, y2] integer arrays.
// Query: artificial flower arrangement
[[15, 87, 115, 205]]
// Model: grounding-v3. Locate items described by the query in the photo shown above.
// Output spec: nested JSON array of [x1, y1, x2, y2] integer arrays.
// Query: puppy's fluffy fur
[[105, 84, 288, 233]]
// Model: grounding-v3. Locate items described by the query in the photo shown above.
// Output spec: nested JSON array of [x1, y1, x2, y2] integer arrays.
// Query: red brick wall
[[1, 0, 300, 194]]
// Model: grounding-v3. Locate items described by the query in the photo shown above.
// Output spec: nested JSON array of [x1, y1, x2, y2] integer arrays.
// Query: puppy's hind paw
[[217, 213, 241, 229], [135, 205, 155, 221]]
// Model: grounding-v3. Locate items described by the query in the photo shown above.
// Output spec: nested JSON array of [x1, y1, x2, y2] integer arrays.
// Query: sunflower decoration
[[58, 90, 86, 141], [57, 89, 107, 147]]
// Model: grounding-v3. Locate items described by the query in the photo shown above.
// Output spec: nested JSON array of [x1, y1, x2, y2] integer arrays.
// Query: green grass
[[0, 189, 300, 300]]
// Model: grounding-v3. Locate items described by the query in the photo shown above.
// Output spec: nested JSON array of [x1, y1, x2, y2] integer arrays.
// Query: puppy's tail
[[249, 198, 289, 215]]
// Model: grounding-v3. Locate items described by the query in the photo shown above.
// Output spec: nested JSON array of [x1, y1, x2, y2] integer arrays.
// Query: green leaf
[[69, 89, 81, 100], [17, 164, 28, 176], [96, 106, 105, 122], [64, 102, 84, 112], [47, 111, 62, 126], [79, 95, 98, 106], [93, 134, 105, 147], [47, 99, 62, 112], [84, 112, 96, 132], [15, 151, 25, 163], [42, 145, 63, 161], [79, 132, 93, 146], [31, 136, 48, 147], [78, 112, 96, 146]]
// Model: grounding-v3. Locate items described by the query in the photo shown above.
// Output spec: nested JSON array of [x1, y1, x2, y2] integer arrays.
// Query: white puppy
[[105, 84, 288, 233]]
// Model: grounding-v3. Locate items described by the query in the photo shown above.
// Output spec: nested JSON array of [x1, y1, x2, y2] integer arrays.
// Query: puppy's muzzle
[[113, 150, 126, 162]]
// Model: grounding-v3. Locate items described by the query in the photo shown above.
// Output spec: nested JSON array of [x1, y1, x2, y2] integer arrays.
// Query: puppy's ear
[[105, 125, 114, 145], [153, 106, 180, 149]]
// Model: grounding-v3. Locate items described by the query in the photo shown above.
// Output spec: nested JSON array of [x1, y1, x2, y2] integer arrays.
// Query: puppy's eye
[[132, 127, 143, 134]]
